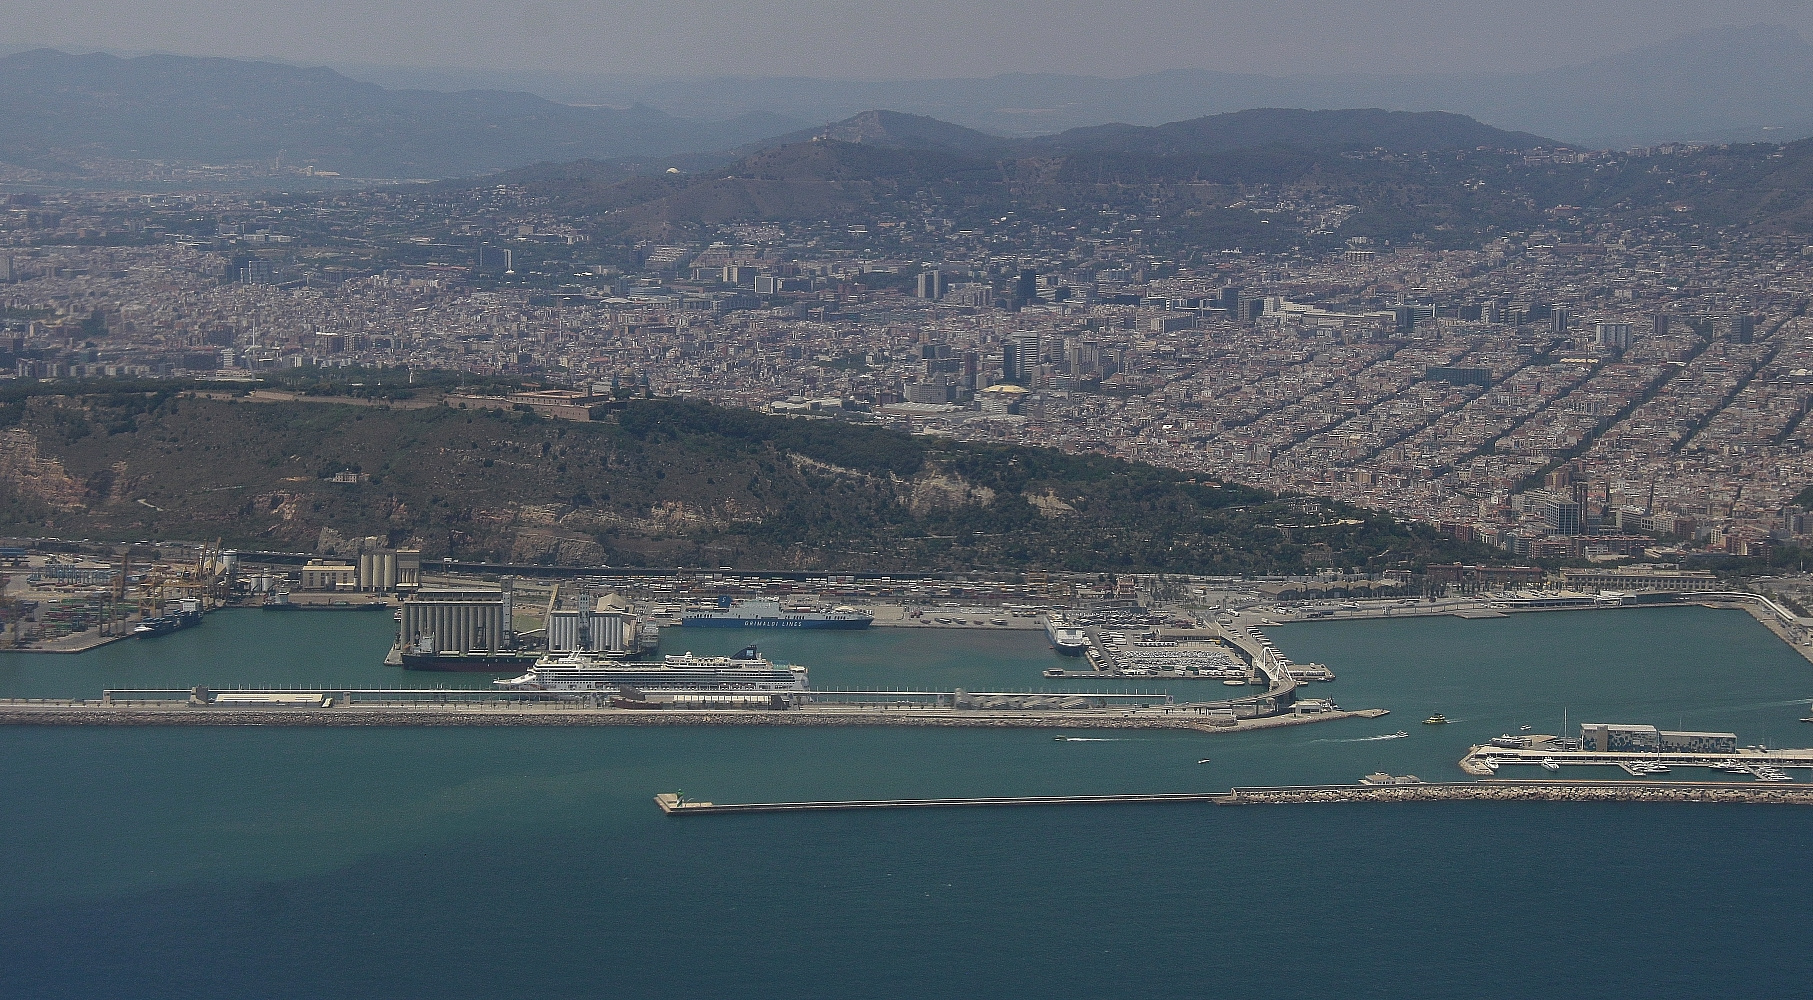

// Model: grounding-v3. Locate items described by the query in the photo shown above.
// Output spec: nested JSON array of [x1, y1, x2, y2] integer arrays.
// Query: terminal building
[[1579, 723, 1737, 754], [1559, 566, 1720, 592]]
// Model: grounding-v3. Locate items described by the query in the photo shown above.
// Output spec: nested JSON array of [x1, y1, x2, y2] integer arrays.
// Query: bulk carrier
[[681, 597, 872, 629], [398, 639, 540, 673]]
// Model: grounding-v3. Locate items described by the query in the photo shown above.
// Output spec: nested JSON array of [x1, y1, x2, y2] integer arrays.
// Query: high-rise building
[[239, 259, 274, 285], [1001, 333, 1042, 384], [478, 245, 513, 273], [1014, 269, 1037, 306], [1551, 305, 1572, 335], [1540, 489, 1585, 535], [1719, 313, 1755, 342], [0, 255, 12, 283], [1593, 321, 1632, 350], [1067, 339, 1102, 377], [915, 270, 946, 299]]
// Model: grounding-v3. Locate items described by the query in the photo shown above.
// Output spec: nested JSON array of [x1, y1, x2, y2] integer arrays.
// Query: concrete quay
[[867, 605, 1042, 630], [0, 701, 1388, 732], [0, 629, 137, 655]]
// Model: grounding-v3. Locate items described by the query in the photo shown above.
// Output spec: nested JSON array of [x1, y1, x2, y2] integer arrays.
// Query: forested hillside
[[0, 392, 1495, 574]]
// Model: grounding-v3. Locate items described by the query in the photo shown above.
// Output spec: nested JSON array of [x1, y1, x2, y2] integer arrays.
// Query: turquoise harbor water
[[4, 606, 1812, 997]]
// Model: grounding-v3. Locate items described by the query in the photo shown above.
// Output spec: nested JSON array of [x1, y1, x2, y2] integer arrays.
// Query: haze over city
[[3, 1, 1810, 78]]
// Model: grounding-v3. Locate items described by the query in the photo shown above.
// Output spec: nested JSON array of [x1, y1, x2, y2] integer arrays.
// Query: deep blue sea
[[3, 606, 1810, 998]]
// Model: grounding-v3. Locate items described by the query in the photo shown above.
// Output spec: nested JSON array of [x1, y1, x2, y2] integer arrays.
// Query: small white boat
[[1541, 759, 1561, 771]]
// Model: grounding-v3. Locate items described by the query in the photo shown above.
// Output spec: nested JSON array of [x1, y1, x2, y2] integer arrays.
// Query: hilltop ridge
[[0, 392, 1492, 574]]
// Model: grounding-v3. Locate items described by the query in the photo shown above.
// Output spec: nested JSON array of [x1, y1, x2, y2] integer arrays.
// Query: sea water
[[2, 606, 1810, 998]]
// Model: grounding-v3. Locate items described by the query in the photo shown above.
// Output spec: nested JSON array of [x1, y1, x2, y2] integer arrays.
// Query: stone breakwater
[[656, 780, 1813, 816], [0, 705, 1386, 732], [1222, 781, 1813, 806]]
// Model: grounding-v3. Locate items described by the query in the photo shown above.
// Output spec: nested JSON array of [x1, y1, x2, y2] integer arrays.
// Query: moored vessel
[[1043, 614, 1089, 655], [135, 598, 203, 637], [496, 644, 809, 699], [400, 647, 541, 672]]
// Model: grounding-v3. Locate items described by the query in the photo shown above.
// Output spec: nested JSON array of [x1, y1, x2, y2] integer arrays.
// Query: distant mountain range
[[0, 49, 800, 178], [483, 107, 1813, 246], [349, 23, 1813, 148], [475, 109, 1572, 247], [742, 107, 1552, 159]]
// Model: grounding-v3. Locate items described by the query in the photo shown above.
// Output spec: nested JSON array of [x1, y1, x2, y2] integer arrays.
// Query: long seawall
[[0, 703, 1388, 731], [654, 780, 1813, 815]]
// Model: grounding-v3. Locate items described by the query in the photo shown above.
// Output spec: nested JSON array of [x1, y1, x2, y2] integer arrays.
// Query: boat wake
[[1054, 737, 1133, 742], [1711, 698, 1813, 711]]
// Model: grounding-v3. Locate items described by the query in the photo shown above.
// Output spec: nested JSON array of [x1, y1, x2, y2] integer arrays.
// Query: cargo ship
[[400, 648, 541, 672], [134, 598, 204, 637], [495, 644, 809, 695], [681, 597, 872, 629], [393, 633, 540, 672], [1044, 615, 1089, 656]]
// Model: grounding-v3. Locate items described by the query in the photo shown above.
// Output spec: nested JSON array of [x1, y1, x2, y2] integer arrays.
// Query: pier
[[652, 779, 1813, 816]]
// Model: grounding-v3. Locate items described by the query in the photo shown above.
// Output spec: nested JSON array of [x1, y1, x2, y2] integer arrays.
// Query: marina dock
[[653, 779, 1813, 816], [1458, 743, 1813, 778]]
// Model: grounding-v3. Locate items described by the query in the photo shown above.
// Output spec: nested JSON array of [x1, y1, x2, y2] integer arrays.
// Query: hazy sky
[[2, 1, 1810, 79]]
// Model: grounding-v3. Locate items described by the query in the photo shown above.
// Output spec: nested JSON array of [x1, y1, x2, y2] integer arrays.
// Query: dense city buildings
[[4, 164, 1812, 568]]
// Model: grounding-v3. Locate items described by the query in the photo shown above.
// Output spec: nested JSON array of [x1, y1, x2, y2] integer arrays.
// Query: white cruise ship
[[495, 644, 809, 695]]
